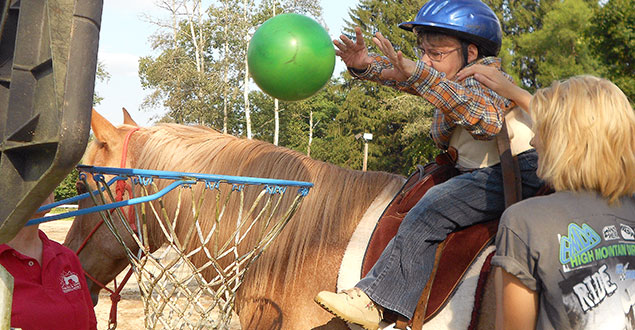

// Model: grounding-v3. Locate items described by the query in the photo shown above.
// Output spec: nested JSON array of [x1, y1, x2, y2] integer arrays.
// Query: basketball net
[[80, 168, 310, 329]]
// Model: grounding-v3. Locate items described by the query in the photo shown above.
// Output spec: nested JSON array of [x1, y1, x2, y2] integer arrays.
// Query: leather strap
[[114, 127, 140, 230], [496, 120, 522, 208], [411, 239, 446, 329]]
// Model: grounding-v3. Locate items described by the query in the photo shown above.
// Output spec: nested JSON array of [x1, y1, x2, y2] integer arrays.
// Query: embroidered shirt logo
[[560, 223, 601, 267], [60, 271, 81, 293], [621, 224, 635, 240], [603, 226, 619, 240]]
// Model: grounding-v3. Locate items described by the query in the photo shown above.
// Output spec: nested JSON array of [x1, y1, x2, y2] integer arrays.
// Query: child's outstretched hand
[[334, 27, 373, 71], [373, 31, 416, 81]]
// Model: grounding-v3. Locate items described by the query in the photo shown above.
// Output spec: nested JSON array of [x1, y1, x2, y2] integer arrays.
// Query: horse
[[64, 109, 496, 329]]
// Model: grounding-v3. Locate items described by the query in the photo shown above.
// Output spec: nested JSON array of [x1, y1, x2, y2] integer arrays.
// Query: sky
[[94, 0, 360, 127]]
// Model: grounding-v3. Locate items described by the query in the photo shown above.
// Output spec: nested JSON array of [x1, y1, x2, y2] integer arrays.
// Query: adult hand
[[456, 65, 513, 96], [372, 31, 416, 81], [333, 27, 373, 71], [456, 64, 532, 112]]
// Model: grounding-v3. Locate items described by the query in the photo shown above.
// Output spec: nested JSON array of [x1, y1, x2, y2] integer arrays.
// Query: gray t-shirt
[[493, 190, 635, 329]]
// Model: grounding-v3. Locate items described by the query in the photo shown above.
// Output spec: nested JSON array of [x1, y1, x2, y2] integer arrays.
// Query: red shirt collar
[[0, 230, 64, 259]]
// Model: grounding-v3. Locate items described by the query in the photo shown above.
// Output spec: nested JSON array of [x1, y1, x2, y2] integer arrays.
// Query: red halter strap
[[76, 127, 141, 255], [75, 127, 140, 330], [113, 127, 140, 231]]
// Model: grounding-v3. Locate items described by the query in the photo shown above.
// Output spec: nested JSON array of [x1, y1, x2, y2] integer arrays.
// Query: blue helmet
[[399, 0, 503, 56]]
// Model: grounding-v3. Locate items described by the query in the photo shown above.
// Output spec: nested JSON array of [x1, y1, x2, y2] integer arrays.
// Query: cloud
[[98, 52, 140, 78], [104, 0, 161, 13]]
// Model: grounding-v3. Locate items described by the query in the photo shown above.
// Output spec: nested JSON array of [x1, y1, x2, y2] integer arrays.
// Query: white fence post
[[0, 265, 13, 329]]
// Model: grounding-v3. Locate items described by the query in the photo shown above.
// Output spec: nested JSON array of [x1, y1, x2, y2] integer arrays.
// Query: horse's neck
[[337, 178, 405, 290]]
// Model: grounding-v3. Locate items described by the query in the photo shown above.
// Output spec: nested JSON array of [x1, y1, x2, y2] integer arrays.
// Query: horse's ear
[[122, 107, 138, 126], [91, 109, 119, 143]]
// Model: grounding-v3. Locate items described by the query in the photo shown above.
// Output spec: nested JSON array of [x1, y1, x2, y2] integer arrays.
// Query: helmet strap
[[460, 42, 470, 68]]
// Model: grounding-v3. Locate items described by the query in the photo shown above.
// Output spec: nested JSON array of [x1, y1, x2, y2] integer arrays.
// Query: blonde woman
[[459, 72, 635, 329]]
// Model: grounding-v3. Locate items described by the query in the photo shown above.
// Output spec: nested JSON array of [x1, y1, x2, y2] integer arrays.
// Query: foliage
[[334, 0, 437, 175], [516, 0, 600, 88], [486, 0, 601, 90], [136, 0, 634, 178], [139, 0, 324, 134], [587, 0, 635, 103], [93, 61, 111, 105], [344, 0, 423, 59], [54, 168, 79, 202], [139, 46, 227, 127]]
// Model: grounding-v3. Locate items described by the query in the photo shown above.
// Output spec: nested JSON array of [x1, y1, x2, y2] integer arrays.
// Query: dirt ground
[[39, 219, 242, 330]]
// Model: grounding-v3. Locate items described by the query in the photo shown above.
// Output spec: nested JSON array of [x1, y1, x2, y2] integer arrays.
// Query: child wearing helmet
[[315, 1, 543, 329]]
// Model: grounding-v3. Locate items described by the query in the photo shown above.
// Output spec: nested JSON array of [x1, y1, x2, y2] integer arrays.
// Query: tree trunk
[[243, 0, 252, 139], [307, 110, 313, 157], [272, 2, 279, 145], [171, 0, 178, 47], [244, 56, 251, 139], [274, 99, 279, 145], [186, 1, 202, 72], [222, 13, 229, 134]]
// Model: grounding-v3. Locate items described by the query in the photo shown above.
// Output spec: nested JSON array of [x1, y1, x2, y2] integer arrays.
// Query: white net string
[[82, 171, 309, 329]]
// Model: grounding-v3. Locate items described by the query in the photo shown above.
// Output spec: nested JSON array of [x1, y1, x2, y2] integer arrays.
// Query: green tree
[[515, 0, 600, 87], [330, 0, 437, 175], [54, 168, 79, 202], [93, 61, 111, 105], [587, 0, 635, 102], [486, 0, 601, 90], [139, 0, 324, 137], [139, 0, 228, 128]]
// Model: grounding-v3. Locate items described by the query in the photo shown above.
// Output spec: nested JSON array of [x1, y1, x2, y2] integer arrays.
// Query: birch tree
[[209, 0, 248, 134], [139, 0, 224, 125]]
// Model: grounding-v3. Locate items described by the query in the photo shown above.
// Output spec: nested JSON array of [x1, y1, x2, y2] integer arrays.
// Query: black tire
[[0, 0, 103, 242]]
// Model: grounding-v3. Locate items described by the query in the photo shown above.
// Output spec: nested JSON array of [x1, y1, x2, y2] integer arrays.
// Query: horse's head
[[64, 108, 142, 305]]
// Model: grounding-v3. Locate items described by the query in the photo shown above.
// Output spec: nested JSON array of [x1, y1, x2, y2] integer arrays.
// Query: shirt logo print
[[60, 271, 81, 293], [559, 223, 601, 266], [621, 224, 635, 240], [603, 226, 619, 240]]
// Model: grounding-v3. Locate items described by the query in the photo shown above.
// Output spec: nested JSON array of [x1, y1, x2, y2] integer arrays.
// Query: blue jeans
[[356, 150, 543, 319]]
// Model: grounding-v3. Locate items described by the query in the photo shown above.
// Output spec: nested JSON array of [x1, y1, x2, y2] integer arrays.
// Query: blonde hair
[[530, 75, 635, 203]]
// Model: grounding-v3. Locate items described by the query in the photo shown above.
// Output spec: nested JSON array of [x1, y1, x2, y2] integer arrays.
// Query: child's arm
[[456, 64, 531, 113], [351, 32, 510, 144]]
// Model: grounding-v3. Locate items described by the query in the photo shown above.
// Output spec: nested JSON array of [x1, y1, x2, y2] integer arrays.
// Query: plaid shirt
[[350, 56, 515, 149]]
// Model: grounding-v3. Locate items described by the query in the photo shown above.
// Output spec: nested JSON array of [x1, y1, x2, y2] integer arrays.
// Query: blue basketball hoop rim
[[27, 165, 313, 226]]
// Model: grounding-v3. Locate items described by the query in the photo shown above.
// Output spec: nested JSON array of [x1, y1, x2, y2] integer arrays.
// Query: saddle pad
[[360, 154, 498, 324]]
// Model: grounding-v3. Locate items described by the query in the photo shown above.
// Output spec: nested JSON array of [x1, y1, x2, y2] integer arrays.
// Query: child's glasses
[[414, 46, 461, 62]]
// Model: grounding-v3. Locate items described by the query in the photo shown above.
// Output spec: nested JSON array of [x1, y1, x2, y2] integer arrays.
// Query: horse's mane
[[133, 124, 404, 296]]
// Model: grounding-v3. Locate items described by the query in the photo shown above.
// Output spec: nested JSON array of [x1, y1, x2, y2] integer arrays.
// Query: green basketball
[[248, 13, 335, 101]]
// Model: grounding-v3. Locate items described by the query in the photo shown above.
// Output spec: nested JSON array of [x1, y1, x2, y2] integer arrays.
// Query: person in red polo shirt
[[0, 193, 96, 330]]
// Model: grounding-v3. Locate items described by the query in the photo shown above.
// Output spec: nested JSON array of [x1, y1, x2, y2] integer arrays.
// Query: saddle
[[361, 149, 498, 327], [361, 123, 538, 328]]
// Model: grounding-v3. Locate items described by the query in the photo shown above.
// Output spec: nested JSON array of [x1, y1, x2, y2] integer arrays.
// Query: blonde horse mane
[[131, 124, 404, 296]]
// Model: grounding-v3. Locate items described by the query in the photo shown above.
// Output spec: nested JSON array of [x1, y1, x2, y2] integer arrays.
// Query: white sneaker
[[314, 287, 383, 330]]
